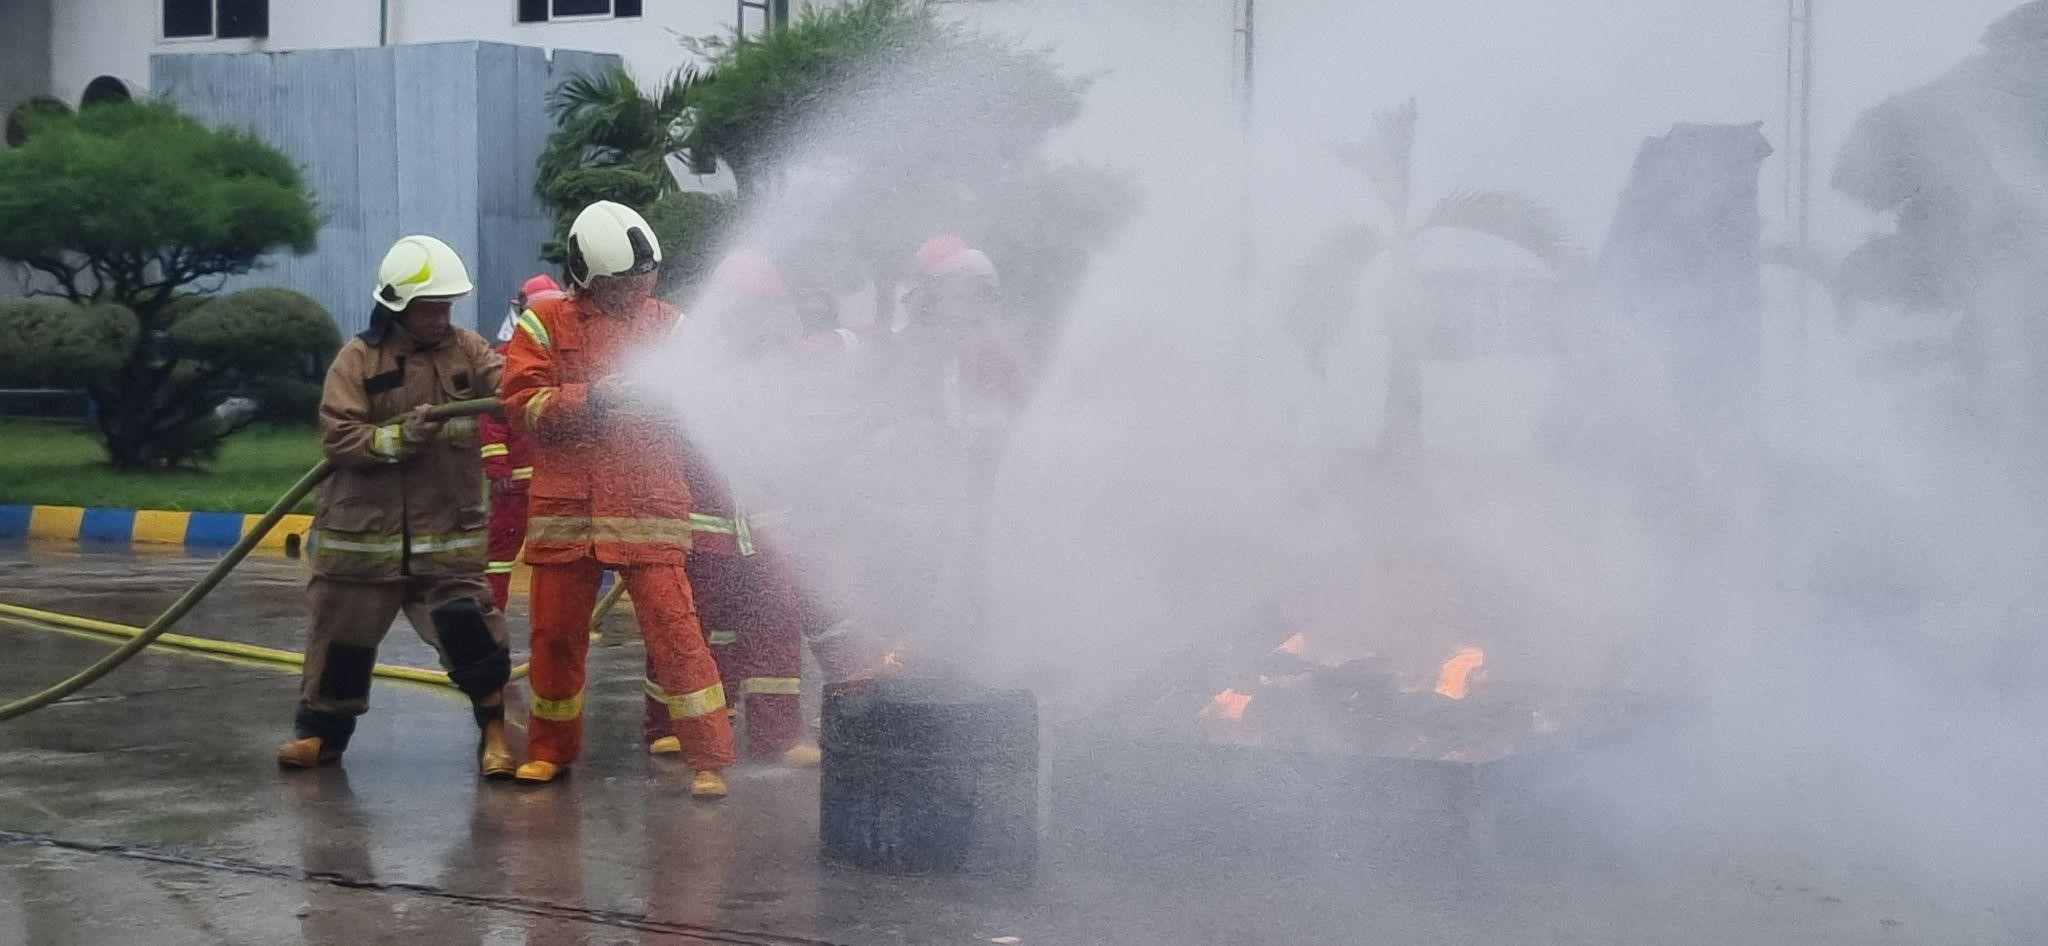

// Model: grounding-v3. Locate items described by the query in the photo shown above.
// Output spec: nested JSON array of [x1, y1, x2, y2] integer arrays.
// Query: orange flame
[[1435, 647, 1485, 700], [1200, 688, 1254, 720], [881, 650, 904, 671], [1274, 632, 1307, 656]]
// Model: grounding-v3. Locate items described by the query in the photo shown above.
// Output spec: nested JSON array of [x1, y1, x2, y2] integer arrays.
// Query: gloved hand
[[590, 376, 658, 417], [401, 404, 444, 443]]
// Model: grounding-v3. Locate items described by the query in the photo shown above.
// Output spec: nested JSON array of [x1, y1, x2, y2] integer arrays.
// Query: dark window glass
[[215, 0, 267, 38], [517, 0, 549, 22], [163, 0, 212, 37], [551, 0, 610, 17], [614, 0, 642, 17]]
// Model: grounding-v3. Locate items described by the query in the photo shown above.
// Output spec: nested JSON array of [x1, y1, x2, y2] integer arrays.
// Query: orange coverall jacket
[[499, 294, 694, 566]]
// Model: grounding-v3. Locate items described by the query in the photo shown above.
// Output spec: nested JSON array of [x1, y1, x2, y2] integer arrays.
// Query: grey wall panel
[[349, 47, 401, 339], [474, 42, 543, 334], [392, 43, 484, 333], [0, 0, 52, 119], [151, 42, 622, 341]]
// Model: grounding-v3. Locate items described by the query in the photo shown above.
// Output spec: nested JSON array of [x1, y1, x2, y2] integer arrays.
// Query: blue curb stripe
[[184, 512, 247, 549], [78, 508, 136, 545], [0, 505, 30, 540]]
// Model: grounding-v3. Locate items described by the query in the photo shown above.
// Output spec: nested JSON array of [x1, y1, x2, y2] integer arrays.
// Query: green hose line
[[0, 397, 502, 723]]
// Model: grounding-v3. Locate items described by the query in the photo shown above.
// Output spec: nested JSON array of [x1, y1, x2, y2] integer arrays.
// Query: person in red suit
[[479, 274, 564, 610]]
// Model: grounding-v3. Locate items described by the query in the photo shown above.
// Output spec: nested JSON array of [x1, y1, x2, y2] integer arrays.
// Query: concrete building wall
[[53, 0, 374, 101], [153, 43, 621, 338], [53, 0, 805, 102], [0, 0, 53, 301], [0, 0, 54, 115]]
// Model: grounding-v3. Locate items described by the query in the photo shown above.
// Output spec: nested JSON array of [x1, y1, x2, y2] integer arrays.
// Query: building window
[[162, 0, 269, 39], [518, 0, 642, 22]]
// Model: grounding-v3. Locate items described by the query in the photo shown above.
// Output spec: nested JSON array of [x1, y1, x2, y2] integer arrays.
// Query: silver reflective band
[[314, 536, 405, 553], [371, 424, 404, 461], [410, 535, 487, 554]]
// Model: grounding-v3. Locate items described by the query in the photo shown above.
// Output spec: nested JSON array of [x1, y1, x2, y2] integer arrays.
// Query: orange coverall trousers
[[526, 557, 736, 771]]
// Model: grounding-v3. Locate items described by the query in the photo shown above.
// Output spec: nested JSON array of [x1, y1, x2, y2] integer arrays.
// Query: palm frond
[[648, 66, 704, 119], [536, 66, 693, 205], [546, 67, 643, 123], [1418, 188, 1571, 267], [1330, 98, 1417, 223]]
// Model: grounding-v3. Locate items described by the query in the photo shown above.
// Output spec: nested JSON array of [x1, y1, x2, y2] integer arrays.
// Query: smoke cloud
[[626, 0, 2048, 934]]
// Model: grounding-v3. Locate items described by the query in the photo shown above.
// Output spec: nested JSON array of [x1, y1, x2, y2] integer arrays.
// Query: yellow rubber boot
[[515, 761, 567, 784], [780, 744, 822, 768], [648, 736, 682, 756], [478, 720, 516, 780], [691, 769, 728, 799], [276, 736, 340, 769]]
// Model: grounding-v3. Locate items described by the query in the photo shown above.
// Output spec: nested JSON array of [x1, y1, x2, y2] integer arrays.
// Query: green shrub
[[0, 299, 140, 387], [172, 287, 339, 426]]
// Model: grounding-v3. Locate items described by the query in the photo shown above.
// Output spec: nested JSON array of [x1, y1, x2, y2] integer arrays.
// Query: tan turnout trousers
[[298, 574, 510, 720]]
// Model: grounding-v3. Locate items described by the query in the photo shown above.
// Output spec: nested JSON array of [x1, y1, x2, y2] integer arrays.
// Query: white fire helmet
[[565, 200, 662, 288], [373, 235, 474, 311]]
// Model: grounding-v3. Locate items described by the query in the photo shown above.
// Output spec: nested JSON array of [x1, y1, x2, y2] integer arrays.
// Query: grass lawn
[[0, 420, 323, 514]]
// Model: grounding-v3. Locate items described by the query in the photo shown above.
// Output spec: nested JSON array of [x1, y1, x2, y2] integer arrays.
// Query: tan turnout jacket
[[310, 321, 504, 580]]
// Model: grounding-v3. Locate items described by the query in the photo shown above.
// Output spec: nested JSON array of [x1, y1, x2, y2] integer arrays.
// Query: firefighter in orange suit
[[500, 201, 737, 796], [480, 274, 563, 610]]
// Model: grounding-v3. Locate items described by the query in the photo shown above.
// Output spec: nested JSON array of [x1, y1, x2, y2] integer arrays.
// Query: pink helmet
[[710, 249, 790, 301], [912, 235, 973, 275], [519, 273, 564, 303]]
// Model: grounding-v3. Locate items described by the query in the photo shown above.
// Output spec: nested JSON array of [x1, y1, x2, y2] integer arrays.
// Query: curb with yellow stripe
[[0, 504, 313, 554]]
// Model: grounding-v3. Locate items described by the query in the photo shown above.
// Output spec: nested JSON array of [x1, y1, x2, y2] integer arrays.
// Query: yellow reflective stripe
[[530, 690, 583, 721], [480, 443, 510, 458], [732, 504, 755, 556], [486, 561, 515, 575], [515, 309, 552, 350], [523, 388, 556, 429], [742, 676, 801, 696], [371, 424, 404, 461], [644, 679, 727, 719], [689, 513, 762, 554], [511, 467, 533, 480], [706, 627, 737, 646], [688, 513, 736, 534], [310, 531, 404, 555], [408, 533, 486, 554], [527, 516, 692, 548]]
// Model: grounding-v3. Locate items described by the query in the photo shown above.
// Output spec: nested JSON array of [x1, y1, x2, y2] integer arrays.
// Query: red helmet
[[710, 249, 789, 301], [912, 235, 972, 275], [519, 273, 563, 303]]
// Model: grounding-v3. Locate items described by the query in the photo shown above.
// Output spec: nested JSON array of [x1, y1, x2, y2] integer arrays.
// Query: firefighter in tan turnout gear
[[277, 235, 518, 779]]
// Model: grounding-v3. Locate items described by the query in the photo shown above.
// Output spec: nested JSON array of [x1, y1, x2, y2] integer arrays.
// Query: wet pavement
[[0, 547, 2042, 945]]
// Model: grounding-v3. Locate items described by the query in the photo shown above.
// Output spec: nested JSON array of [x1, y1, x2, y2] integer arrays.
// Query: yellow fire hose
[[588, 579, 629, 639], [0, 602, 526, 689], [0, 397, 508, 723]]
